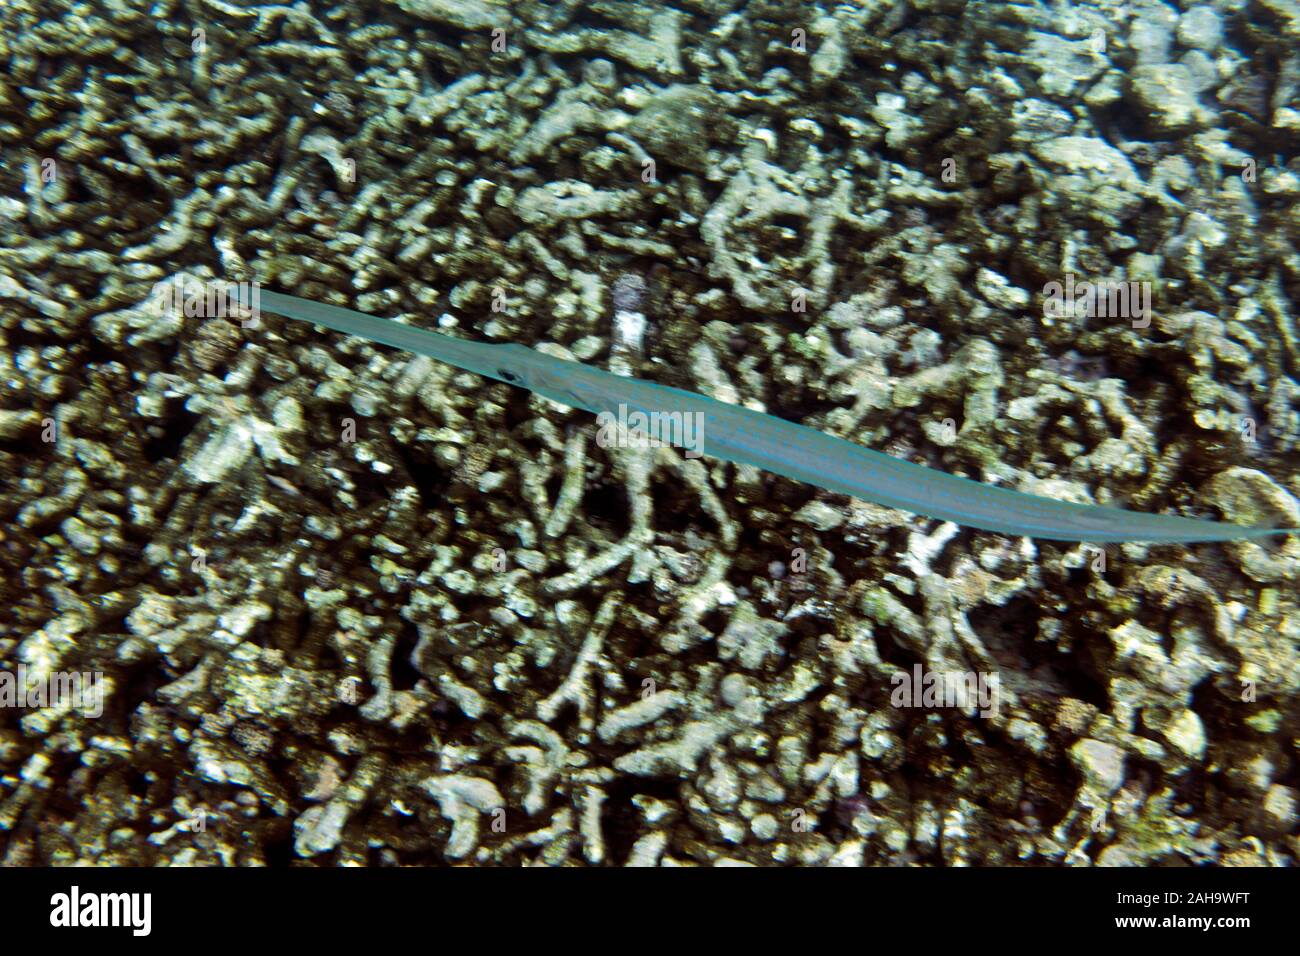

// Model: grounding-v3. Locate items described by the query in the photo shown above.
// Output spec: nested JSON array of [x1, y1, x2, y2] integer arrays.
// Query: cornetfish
[[238, 288, 1297, 544]]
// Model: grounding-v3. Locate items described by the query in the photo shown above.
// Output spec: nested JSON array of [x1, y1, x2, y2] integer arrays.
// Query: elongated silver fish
[[242, 288, 1296, 544]]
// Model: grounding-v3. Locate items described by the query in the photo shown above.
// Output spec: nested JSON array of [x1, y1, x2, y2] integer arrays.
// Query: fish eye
[[497, 368, 521, 384]]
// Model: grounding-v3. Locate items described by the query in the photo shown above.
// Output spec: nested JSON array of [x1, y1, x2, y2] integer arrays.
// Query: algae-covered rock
[[627, 85, 720, 173], [391, 0, 509, 30]]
